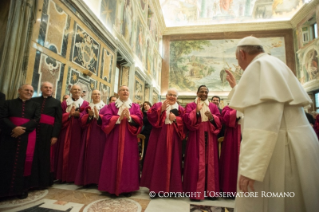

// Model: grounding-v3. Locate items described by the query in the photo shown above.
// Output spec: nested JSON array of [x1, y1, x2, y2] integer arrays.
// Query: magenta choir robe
[[140, 102, 185, 193], [98, 103, 142, 195], [75, 105, 107, 186], [219, 106, 241, 193], [54, 100, 89, 182], [183, 102, 222, 200]]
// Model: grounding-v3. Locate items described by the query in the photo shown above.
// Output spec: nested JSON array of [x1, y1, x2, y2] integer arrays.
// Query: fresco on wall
[[122, 0, 134, 43], [134, 75, 145, 104], [169, 37, 286, 93], [121, 66, 130, 86], [65, 68, 97, 102], [31, 51, 64, 100], [145, 86, 150, 101], [297, 39, 319, 84], [100, 0, 117, 33], [158, 56, 162, 86], [38, 0, 70, 57], [99, 81, 110, 104], [72, 24, 100, 74], [153, 50, 158, 80], [160, 0, 307, 27], [100, 48, 113, 83], [146, 40, 153, 74], [136, 17, 145, 63]]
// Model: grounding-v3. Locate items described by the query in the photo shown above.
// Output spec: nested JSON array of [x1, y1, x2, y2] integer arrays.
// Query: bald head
[[18, 84, 34, 101]]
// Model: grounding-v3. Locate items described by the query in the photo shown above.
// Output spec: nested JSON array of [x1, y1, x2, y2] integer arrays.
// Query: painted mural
[[122, 0, 134, 44], [169, 37, 286, 93], [32, 51, 64, 100], [136, 17, 146, 63], [160, 0, 307, 27], [121, 66, 130, 86], [38, 0, 70, 57], [65, 68, 97, 102], [100, 0, 117, 33], [72, 24, 100, 74], [134, 75, 145, 104], [296, 39, 319, 84], [100, 48, 113, 83]]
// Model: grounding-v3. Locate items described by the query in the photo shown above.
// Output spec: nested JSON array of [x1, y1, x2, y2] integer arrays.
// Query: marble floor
[[0, 184, 235, 212]]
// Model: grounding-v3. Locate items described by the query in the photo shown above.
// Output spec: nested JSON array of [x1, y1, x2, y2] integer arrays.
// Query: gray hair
[[18, 84, 33, 90], [71, 84, 82, 91], [166, 88, 179, 97], [119, 85, 129, 91], [40, 81, 53, 89], [236, 45, 264, 55]]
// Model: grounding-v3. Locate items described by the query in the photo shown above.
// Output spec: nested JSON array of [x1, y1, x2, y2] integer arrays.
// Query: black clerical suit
[[29, 96, 62, 188], [0, 98, 40, 197]]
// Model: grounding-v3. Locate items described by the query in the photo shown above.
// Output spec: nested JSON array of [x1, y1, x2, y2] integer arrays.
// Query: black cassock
[[29, 96, 62, 188], [0, 98, 40, 197]]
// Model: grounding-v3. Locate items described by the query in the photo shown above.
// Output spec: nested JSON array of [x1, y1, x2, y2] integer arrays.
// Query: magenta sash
[[40, 114, 55, 125], [9, 117, 36, 176]]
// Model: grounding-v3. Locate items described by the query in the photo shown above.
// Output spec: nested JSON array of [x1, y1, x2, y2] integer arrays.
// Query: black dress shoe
[[190, 199, 201, 202], [123, 192, 131, 197], [17, 191, 28, 199]]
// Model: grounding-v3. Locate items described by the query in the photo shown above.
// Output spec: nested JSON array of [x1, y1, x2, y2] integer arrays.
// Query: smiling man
[[140, 88, 185, 197], [55, 84, 89, 183], [29, 82, 62, 189], [183, 85, 222, 201], [0, 84, 40, 199]]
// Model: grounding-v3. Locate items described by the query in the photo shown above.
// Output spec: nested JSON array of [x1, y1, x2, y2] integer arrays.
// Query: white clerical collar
[[89, 101, 106, 110], [194, 97, 209, 106], [115, 98, 132, 109], [66, 96, 84, 106]]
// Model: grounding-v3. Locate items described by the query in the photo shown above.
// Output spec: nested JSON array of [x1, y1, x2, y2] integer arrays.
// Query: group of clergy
[[0, 82, 241, 201]]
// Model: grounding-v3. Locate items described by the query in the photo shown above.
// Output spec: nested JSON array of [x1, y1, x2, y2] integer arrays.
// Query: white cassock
[[228, 53, 319, 212]]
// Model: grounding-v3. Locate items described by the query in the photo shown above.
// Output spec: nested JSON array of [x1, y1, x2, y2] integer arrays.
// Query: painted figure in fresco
[[138, 26, 144, 60], [305, 49, 319, 80], [123, 0, 133, 42]]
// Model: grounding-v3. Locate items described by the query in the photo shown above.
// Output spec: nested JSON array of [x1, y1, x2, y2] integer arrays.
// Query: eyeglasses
[[119, 89, 129, 92], [167, 93, 177, 97]]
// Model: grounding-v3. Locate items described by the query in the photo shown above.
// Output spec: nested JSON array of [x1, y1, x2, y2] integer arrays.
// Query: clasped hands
[[161, 100, 176, 122], [196, 98, 213, 120], [88, 106, 99, 119], [119, 108, 130, 121]]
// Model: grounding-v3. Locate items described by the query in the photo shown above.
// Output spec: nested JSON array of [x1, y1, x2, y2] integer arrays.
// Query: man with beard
[[30, 82, 62, 189], [183, 85, 222, 201], [0, 85, 40, 198], [55, 85, 89, 182], [140, 88, 185, 196]]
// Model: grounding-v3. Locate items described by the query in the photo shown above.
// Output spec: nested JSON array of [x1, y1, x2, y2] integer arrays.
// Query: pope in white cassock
[[225, 36, 319, 212]]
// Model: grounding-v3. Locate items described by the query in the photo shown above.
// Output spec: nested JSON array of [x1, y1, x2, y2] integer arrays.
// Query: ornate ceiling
[[160, 0, 310, 27]]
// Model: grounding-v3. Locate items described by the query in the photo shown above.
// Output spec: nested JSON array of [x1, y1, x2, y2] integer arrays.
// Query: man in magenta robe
[[98, 86, 142, 197], [0, 85, 40, 199], [219, 105, 242, 195], [75, 90, 106, 186], [183, 85, 222, 201], [140, 88, 185, 196], [55, 85, 89, 182]]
